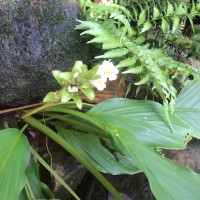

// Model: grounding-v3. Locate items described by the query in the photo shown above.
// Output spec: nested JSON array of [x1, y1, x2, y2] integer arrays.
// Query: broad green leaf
[[25, 159, 54, 199], [25, 159, 44, 198], [0, 129, 30, 200], [107, 126, 200, 200], [175, 80, 200, 138], [56, 125, 140, 175], [88, 98, 189, 149]]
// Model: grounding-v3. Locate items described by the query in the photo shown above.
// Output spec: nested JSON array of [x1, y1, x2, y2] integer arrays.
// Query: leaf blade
[[88, 98, 189, 149], [0, 129, 30, 200], [175, 80, 200, 138]]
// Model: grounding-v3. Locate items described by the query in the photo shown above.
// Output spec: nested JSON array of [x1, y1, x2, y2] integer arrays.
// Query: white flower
[[101, 0, 109, 5], [98, 60, 119, 81], [68, 85, 79, 92], [90, 77, 107, 91]]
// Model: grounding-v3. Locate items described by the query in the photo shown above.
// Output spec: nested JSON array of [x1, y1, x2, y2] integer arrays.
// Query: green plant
[[1, 79, 200, 200], [1, 1, 200, 199], [43, 60, 119, 109], [76, 0, 200, 113]]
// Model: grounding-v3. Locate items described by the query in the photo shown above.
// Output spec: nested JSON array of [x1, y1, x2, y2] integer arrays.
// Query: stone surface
[[36, 136, 87, 200], [163, 139, 200, 174], [75, 139, 200, 200], [75, 173, 155, 200], [0, 0, 91, 107]]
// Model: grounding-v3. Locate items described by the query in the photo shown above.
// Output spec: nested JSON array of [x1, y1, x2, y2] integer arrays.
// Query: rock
[[108, 192, 132, 200], [163, 139, 200, 174], [36, 136, 87, 200], [0, 0, 91, 107], [75, 173, 155, 200], [76, 140, 200, 200]]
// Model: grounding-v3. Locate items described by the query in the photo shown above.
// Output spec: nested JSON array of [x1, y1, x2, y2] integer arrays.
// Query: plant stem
[[22, 102, 93, 119], [23, 116, 123, 200], [41, 112, 104, 137], [42, 107, 107, 132], [24, 179, 36, 200], [31, 147, 80, 200], [22, 106, 107, 137], [0, 103, 43, 115]]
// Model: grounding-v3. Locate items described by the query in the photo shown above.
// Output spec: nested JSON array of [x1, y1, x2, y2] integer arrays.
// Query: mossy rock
[[0, 0, 91, 107]]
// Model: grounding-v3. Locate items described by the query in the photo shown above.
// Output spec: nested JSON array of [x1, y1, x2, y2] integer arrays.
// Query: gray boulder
[[0, 0, 91, 107]]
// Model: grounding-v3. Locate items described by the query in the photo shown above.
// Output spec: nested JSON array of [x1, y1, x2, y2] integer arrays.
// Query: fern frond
[[134, 0, 199, 35], [80, 28, 107, 37], [135, 73, 150, 85], [161, 17, 169, 33], [167, 1, 174, 16], [176, 3, 187, 15], [110, 10, 135, 37], [138, 9, 146, 26], [123, 65, 145, 74], [96, 48, 129, 59], [132, 7, 139, 20], [77, 19, 125, 50], [153, 6, 160, 19], [77, 0, 200, 114], [141, 21, 152, 33], [117, 57, 136, 68], [102, 40, 124, 49], [88, 37, 110, 44], [76, 20, 101, 31], [172, 17, 180, 33]]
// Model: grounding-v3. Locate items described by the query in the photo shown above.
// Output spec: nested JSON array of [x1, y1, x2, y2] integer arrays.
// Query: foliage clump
[[76, 0, 200, 113]]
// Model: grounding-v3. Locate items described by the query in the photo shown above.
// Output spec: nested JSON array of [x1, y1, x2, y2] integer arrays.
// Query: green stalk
[[31, 147, 80, 200], [22, 106, 107, 137], [22, 102, 93, 119], [41, 112, 105, 137], [23, 116, 123, 200], [24, 179, 36, 200], [42, 107, 106, 132]]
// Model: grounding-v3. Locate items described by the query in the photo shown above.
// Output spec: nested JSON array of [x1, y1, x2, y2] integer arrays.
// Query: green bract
[[43, 60, 119, 109], [43, 61, 97, 109]]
